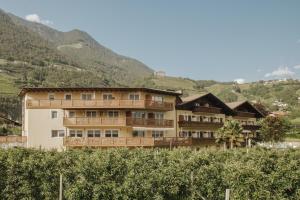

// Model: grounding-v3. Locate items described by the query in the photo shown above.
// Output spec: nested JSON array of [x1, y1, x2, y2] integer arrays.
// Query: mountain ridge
[[2, 9, 153, 86]]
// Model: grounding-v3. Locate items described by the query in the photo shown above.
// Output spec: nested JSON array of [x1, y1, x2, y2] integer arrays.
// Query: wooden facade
[[19, 88, 265, 150]]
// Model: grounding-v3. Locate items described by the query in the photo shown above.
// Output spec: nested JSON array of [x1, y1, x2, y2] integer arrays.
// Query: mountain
[[0, 10, 73, 66], [0, 9, 300, 124], [7, 12, 153, 86]]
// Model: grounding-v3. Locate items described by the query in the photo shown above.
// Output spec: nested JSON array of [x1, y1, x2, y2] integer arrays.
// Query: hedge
[[0, 148, 300, 200]]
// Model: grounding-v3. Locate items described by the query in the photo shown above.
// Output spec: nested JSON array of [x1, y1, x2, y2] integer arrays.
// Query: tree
[[216, 119, 244, 149], [258, 116, 292, 143]]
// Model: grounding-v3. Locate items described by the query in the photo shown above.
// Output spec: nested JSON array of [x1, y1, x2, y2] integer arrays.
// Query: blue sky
[[1, 0, 300, 82]]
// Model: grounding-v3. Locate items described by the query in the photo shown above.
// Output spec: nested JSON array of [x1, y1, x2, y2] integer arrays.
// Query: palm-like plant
[[216, 119, 244, 149]]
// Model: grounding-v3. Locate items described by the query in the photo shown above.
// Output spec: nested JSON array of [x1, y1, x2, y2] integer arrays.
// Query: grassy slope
[[0, 73, 18, 94]]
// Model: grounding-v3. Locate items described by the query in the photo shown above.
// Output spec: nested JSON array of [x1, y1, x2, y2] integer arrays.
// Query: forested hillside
[[0, 9, 299, 124], [8, 11, 153, 86]]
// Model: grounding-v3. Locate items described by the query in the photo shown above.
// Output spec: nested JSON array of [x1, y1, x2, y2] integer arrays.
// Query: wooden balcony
[[145, 101, 173, 110], [126, 118, 174, 128], [193, 106, 222, 114], [0, 136, 27, 144], [242, 124, 261, 131], [178, 120, 223, 129], [236, 111, 256, 118], [26, 99, 173, 111], [63, 117, 127, 127], [63, 137, 192, 148]]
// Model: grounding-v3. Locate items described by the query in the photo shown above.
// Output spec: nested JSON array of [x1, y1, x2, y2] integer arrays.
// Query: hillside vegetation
[[8, 11, 153, 86], [0, 9, 299, 123]]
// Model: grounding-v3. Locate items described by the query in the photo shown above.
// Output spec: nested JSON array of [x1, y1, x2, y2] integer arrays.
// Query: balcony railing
[[145, 100, 173, 110], [242, 124, 261, 131], [63, 117, 127, 127], [236, 111, 256, 118], [193, 106, 222, 114], [0, 136, 27, 144], [178, 120, 223, 128], [126, 118, 174, 128], [63, 137, 192, 147], [26, 99, 173, 110]]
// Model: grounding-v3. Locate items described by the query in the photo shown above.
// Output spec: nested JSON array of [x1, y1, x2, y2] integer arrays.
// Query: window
[[87, 130, 101, 137], [194, 103, 200, 107], [69, 130, 83, 137], [51, 111, 58, 119], [65, 94, 72, 100], [129, 93, 140, 100], [51, 130, 65, 138], [154, 112, 164, 119], [86, 111, 97, 118], [152, 95, 163, 102], [48, 93, 55, 101], [201, 131, 214, 138], [103, 93, 114, 100], [108, 111, 119, 118], [69, 111, 76, 118], [132, 130, 145, 137], [152, 131, 164, 138], [81, 93, 93, 100], [59, 130, 65, 137], [132, 111, 146, 118], [105, 130, 119, 137], [51, 130, 58, 137]]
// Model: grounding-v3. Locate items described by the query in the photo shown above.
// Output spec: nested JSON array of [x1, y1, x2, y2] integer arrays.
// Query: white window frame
[[107, 110, 119, 118], [132, 130, 145, 137], [69, 130, 83, 137], [154, 112, 164, 120], [87, 130, 101, 137], [152, 95, 163, 102], [51, 110, 58, 119], [69, 111, 76, 118], [103, 93, 114, 100], [128, 93, 140, 100], [64, 93, 72, 100], [152, 130, 164, 138], [86, 110, 97, 118], [105, 129, 119, 137], [132, 111, 146, 119], [48, 93, 55, 101], [81, 93, 93, 100], [51, 130, 65, 138]]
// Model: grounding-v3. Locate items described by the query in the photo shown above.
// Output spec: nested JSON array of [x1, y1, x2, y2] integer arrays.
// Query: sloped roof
[[177, 92, 234, 115], [226, 101, 265, 117], [226, 101, 247, 109], [181, 93, 208, 103]]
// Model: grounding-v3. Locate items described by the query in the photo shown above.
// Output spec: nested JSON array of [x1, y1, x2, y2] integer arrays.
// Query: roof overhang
[[19, 87, 182, 97]]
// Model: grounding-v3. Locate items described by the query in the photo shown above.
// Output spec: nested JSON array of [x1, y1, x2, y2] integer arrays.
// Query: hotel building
[[19, 87, 264, 150]]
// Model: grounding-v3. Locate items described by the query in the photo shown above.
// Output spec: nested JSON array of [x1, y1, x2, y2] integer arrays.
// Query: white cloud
[[265, 66, 295, 78], [234, 78, 246, 84], [256, 68, 262, 73], [25, 14, 53, 25], [297, 39, 300, 43], [293, 65, 300, 69]]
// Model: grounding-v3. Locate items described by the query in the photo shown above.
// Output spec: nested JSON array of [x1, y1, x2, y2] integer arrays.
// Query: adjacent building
[[19, 87, 265, 150], [176, 93, 234, 147]]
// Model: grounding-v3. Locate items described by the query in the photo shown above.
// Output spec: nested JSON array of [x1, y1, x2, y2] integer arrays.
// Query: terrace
[[63, 117, 174, 128], [26, 99, 173, 111]]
